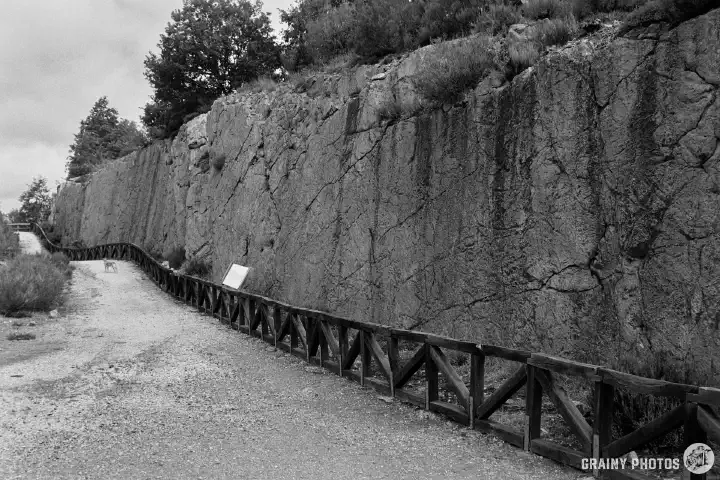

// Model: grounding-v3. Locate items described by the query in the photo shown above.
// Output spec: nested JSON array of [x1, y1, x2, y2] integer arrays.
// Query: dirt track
[[0, 258, 582, 479]]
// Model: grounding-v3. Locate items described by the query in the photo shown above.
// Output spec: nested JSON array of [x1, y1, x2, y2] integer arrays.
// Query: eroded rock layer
[[53, 10, 720, 382]]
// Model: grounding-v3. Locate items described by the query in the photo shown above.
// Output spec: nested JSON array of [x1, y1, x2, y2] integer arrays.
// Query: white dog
[[103, 258, 118, 273]]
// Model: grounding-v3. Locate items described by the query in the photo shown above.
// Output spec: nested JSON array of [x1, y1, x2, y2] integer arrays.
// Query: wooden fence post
[[388, 335, 399, 398], [683, 403, 708, 480], [593, 381, 614, 478], [469, 352, 485, 429], [338, 325, 348, 378], [425, 343, 438, 410], [525, 365, 542, 452]]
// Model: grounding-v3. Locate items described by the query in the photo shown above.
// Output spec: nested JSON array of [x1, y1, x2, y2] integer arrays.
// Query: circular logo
[[684, 443, 715, 474]]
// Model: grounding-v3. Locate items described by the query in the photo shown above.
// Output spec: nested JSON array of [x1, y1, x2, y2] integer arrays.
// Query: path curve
[[0, 259, 580, 480], [17, 232, 45, 255]]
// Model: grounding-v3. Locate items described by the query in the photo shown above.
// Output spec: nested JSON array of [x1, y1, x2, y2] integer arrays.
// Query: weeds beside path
[[0, 260, 580, 480]]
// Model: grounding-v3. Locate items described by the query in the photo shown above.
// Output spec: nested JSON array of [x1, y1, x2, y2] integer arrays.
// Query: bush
[[48, 252, 73, 279], [412, 35, 500, 105], [474, 4, 523, 35], [620, 0, 717, 34], [522, 0, 571, 19], [532, 16, 579, 47], [0, 216, 19, 260], [588, 350, 703, 453], [377, 99, 403, 123], [237, 76, 278, 95], [307, 2, 359, 61], [509, 41, 541, 74], [166, 247, 186, 269], [182, 257, 212, 279], [0, 254, 68, 315], [301, 0, 484, 63], [38, 222, 62, 250]]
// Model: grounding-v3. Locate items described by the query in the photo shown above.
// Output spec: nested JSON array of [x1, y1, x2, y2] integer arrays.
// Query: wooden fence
[[31, 223, 720, 479], [9, 223, 31, 232]]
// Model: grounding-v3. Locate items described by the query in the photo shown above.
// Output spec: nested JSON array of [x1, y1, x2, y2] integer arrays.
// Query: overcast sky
[[0, 0, 295, 212]]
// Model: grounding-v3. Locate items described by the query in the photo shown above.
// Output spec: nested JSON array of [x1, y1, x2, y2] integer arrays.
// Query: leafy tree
[[17, 177, 52, 225], [279, 0, 341, 70], [66, 97, 147, 179], [7, 209, 23, 224], [142, 0, 281, 138]]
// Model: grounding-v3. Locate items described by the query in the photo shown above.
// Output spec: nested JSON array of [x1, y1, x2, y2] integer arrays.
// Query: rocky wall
[[53, 9, 720, 383]]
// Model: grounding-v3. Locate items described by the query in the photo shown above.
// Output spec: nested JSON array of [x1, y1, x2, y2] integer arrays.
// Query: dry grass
[[532, 16, 579, 47], [509, 42, 541, 74], [182, 257, 212, 279], [474, 4, 523, 35], [522, 0, 571, 20], [0, 254, 69, 316], [236, 76, 278, 95], [376, 99, 403, 122], [412, 35, 500, 105], [0, 217, 19, 260], [620, 0, 718, 33]]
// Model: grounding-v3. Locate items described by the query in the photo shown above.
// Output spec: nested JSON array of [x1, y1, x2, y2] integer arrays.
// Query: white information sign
[[222, 264, 251, 290]]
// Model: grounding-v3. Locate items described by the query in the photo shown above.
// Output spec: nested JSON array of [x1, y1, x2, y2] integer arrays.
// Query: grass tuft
[[474, 4, 523, 35], [182, 257, 212, 279], [412, 35, 500, 105]]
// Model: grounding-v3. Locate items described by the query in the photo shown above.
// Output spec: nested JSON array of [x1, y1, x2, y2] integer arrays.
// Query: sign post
[[221, 263, 251, 291]]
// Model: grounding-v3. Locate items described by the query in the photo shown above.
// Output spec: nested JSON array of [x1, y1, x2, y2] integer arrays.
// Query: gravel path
[[17, 232, 44, 255], [0, 259, 584, 480]]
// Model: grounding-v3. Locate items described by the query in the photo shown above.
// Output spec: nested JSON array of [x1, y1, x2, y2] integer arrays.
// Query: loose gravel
[[0, 259, 584, 479]]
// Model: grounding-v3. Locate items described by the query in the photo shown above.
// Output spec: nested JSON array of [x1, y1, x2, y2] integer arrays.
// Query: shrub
[[0, 216, 19, 260], [620, 0, 717, 34], [509, 42, 541, 74], [377, 99, 403, 123], [473, 4, 523, 35], [301, 0, 484, 63], [307, 2, 359, 61], [166, 247, 186, 269], [522, 0, 571, 19], [532, 16, 579, 47], [182, 257, 212, 279], [0, 254, 67, 316], [38, 222, 62, 250], [237, 76, 278, 95], [412, 35, 500, 105], [48, 252, 73, 278]]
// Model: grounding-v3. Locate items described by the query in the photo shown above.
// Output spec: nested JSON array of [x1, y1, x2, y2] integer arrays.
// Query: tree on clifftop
[[142, 0, 280, 139], [66, 97, 147, 179]]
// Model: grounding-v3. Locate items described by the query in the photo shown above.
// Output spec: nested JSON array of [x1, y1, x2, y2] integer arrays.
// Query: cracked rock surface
[[0, 261, 577, 480], [52, 8, 720, 382]]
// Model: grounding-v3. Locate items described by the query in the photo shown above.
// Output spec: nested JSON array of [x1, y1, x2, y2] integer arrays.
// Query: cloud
[[0, 0, 294, 212]]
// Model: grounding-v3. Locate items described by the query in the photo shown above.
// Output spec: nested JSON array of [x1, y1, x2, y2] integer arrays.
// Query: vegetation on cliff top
[[142, 0, 281, 139], [66, 96, 148, 179], [134, 0, 717, 137]]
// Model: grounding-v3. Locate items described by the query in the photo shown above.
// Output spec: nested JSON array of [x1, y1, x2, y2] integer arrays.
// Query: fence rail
[[9, 223, 31, 232], [31, 223, 720, 480]]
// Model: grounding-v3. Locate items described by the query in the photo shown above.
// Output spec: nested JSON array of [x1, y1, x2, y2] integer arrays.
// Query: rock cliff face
[[53, 10, 720, 382]]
